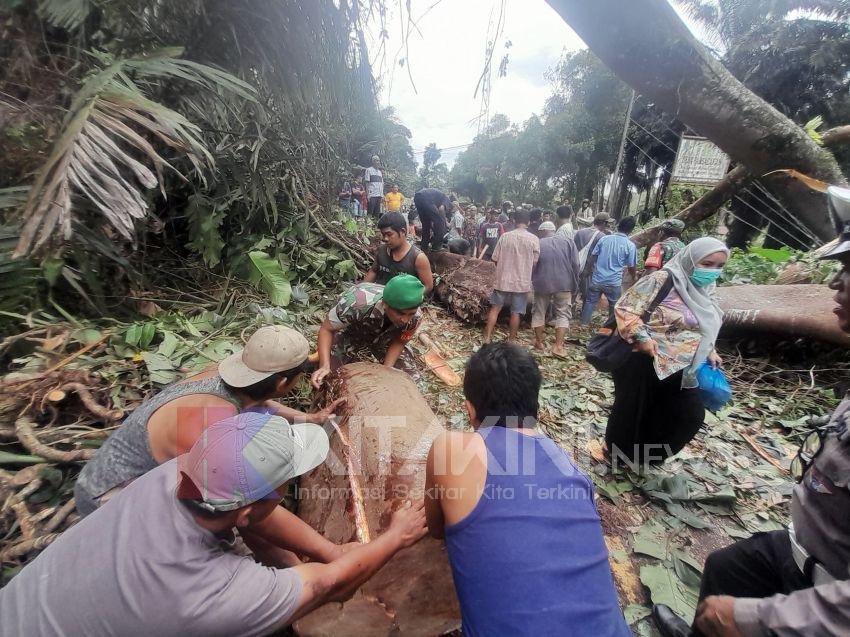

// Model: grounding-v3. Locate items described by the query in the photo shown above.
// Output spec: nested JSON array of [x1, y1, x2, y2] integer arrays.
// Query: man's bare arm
[[246, 506, 342, 563], [383, 337, 406, 368], [285, 502, 427, 624], [415, 252, 434, 294], [424, 436, 446, 539]]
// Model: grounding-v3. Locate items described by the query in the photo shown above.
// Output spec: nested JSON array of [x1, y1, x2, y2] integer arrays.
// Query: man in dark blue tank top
[[424, 343, 631, 636]]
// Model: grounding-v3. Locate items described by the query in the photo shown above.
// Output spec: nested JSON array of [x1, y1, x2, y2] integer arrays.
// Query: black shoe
[[652, 604, 692, 637]]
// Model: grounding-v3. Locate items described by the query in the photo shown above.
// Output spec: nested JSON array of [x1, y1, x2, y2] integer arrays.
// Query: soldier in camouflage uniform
[[311, 276, 425, 388]]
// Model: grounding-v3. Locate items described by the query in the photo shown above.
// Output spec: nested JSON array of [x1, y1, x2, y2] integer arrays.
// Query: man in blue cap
[[653, 185, 850, 636], [0, 413, 428, 636]]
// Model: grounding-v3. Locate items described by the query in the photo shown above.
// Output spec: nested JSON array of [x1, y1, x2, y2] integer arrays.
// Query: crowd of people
[[2, 163, 849, 637]]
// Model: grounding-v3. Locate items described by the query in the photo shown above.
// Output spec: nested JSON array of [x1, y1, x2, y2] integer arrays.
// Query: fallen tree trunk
[[545, 0, 845, 242], [716, 284, 850, 346], [294, 362, 460, 637], [631, 165, 751, 248], [430, 254, 849, 345]]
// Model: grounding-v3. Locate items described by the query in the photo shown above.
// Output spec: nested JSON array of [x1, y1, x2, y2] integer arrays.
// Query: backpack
[[585, 272, 675, 373], [577, 230, 603, 272]]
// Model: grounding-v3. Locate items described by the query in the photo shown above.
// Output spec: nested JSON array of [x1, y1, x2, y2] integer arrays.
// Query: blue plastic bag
[[696, 361, 733, 412]]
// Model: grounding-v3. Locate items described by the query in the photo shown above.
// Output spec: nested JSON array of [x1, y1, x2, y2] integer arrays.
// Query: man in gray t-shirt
[[0, 413, 429, 636]]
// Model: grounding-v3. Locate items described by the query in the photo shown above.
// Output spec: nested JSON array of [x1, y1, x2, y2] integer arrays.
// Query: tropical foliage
[[0, 0, 406, 333]]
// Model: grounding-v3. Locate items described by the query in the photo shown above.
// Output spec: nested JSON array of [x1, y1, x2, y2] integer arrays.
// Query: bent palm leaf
[[13, 48, 255, 257]]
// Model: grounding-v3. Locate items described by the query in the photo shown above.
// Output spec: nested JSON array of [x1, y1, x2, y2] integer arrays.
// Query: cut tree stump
[[429, 253, 849, 346], [294, 362, 461, 637]]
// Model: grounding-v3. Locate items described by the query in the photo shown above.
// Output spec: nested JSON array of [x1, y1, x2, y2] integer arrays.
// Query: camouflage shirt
[[328, 283, 421, 345]]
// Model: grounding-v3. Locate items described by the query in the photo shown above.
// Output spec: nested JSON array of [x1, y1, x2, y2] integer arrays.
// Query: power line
[[629, 118, 678, 155], [625, 137, 816, 248]]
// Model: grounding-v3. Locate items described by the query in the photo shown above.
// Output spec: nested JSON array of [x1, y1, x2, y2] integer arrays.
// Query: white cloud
[[370, 0, 583, 169]]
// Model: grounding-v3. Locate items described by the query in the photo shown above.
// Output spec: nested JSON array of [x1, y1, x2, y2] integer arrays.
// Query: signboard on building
[[671, 136, 731, 186]]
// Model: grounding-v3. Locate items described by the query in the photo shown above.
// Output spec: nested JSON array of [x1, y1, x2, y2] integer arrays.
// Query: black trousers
[[607, 353, 705, 465], [368, 196, 382, 219], [697, 531, 811, 632], [414, 198, 447, 252]]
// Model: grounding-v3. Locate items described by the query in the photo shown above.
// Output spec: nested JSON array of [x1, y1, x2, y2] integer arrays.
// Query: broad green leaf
[[157, 330, 179, 358], [664, 502, 711, 529], [639, 564, 697, 624], [632, 521, 668, 560], [72, 328, 103, 345], [248, 251, 292, 307], [624, 604, 651, 625], [139, 323, 157, 349], [143, 352, 180, 385], [124, 324, 142, 347]]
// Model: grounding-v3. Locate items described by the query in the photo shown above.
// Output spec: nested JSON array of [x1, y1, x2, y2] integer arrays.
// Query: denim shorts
[[490, 290, 530, 314]]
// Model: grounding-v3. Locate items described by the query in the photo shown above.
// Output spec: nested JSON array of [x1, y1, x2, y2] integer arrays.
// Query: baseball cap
[[819, 185, 850, 260], [178, 412, 329, 512], [593, 212, 611, 224], [219, 325, 309, 388]]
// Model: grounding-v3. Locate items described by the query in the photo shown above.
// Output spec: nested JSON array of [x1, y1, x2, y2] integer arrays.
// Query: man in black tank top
[[365, 212, 434, 294]]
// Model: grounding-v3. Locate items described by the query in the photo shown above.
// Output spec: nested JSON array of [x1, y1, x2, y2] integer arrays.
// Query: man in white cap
[[75, 325, 343, 563], [2, 413, 428, 636]]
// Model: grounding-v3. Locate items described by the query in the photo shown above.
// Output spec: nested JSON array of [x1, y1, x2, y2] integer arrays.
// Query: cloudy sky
[[368, 0, 701, 169]]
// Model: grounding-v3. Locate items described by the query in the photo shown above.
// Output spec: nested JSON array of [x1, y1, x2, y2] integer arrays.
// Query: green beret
[[382, 274, 425, 310]]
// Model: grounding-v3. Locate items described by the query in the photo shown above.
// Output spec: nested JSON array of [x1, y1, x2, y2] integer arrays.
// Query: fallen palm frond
[[13, 48, 256, 258]]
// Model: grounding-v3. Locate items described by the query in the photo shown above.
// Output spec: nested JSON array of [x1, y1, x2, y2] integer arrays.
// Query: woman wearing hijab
[[606, 237, 729, 465]]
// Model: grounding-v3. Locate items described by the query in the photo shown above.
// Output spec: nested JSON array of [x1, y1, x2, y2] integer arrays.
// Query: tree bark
[[545, 0, 845, 242], [294, 363, 460, 636], [630, 165, 751, 248]]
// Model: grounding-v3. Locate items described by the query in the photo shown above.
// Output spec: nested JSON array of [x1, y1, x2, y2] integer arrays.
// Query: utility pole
[[607, 89, 637, 215]]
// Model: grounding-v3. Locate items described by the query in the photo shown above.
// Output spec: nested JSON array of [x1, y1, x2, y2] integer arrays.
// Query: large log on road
[[294, 362, 460, 637], [716, 284, 850, 347]]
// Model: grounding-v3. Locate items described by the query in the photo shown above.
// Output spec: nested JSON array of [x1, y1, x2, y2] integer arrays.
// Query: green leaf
[[157, 330, 179, 358], [143, 352, 180, 385], [124, 324, 142, 347], [670, 551, 703, 590], [624, 604, 651, 625], [42, 257, 64, 286], [664, 502, 711, 529], [72, 328, 103, 345], [333, 259, 358, 280], [248, 251, 292, 307], [0, 451, 45, 465], [632, 521, 668, 560], [139, 323, 157, 349], [639, 564, 697, 624]]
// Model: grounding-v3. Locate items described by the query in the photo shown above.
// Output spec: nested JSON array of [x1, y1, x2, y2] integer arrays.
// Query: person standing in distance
[[412, 188, 452, 253], [365, 155, 384, 220]]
